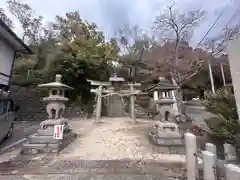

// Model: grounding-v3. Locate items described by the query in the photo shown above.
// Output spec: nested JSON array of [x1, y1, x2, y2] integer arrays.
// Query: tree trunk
[[171, 77, 182, 115]]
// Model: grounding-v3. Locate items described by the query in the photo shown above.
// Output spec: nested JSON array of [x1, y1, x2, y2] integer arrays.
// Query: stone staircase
[[21, 129, 60, 154]]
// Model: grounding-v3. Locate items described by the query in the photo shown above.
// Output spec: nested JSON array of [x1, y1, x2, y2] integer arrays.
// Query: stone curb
[[0, 137, 28, 155]]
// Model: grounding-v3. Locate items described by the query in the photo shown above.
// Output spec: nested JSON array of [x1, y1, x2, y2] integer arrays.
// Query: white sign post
[[53, 125, 64, 139]]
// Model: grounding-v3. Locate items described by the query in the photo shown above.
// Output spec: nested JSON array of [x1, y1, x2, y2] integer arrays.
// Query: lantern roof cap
[[109, 76, 125, 82], [38, 74, 74, 89], [146, 77, 178, 92]]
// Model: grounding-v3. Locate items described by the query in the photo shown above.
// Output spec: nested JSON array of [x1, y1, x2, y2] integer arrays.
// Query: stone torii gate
[[87, 76, 141, 123]]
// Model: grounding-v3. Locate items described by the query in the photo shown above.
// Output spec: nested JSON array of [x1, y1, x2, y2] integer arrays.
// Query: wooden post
[[96, 85, 103, 122], [130, 84, 136, 123], [185, 133, 197, 180], [202, 151, 216, 180]]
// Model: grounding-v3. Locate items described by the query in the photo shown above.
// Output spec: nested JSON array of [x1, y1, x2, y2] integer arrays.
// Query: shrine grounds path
[[0, 118, 187, 180]]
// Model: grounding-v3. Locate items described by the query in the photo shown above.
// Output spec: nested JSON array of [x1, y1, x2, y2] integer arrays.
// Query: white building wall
[[228, 37, 240, 122], [0, 38, 14, 85]]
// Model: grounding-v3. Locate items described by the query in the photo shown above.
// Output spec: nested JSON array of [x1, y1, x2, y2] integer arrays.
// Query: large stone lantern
[[22, 74, 74, 154], [38, 74, 73, 122], [148, 77, 185, 154], [147, 77, 179, 121]]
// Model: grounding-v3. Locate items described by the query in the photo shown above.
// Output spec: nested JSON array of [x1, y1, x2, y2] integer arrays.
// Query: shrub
[[203, 87, 240, 148]]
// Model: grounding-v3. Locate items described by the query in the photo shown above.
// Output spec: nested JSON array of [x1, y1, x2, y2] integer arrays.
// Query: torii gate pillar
[[96, 85, 103, 123]]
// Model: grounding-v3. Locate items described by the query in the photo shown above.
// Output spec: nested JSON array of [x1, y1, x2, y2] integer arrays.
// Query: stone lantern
[[147, 77, 179, 121], [148, 77, 185, 154], [38, 74, 73, 129], [22, 74, 74, 154]]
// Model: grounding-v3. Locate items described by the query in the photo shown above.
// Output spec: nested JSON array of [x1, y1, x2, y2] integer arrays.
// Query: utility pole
[[208, 41, 216, 94], [208, 58, 216, 93], [220, 62, 226, 86]]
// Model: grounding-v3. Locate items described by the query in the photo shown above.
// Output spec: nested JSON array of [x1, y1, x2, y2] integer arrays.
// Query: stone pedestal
[[22, 118, 74, 154], [149, 122, 185, 154]]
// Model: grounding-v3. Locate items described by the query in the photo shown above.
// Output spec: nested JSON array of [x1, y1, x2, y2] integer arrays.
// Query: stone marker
[[185, 133, 197, 180], [202, 151, 216, 180], [205, 143, 217, 157], [225, 164, 240, 180], [224, 143, 237, 161]]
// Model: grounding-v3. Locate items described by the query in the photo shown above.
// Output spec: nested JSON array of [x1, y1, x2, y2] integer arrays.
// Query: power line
[[194, 0, 234, 50], [211, 4, 240, 56], [225, 4, 240, 27]]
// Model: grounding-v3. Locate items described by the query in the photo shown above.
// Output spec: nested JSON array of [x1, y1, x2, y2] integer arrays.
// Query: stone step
[[0, 174, 184, 180], [22, 143, 47, 150], [0, 157, 186, 178], [23, 143, 59, 149], [22, 143, 59, 154], [184, 105, 206, 114], [37, 129, 54, 136], [29, 135, 60, 144]]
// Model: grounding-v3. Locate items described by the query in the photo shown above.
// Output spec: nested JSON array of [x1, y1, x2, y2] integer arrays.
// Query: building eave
[[0, 19, 33, 54]]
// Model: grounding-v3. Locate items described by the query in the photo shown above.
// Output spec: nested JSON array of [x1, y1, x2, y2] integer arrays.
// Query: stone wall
[[10, 85, 47, 121], [10, 85, 83, 121]]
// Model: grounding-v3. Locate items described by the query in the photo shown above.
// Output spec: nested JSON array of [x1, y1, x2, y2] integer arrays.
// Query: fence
[[185, 133, 240, 180]]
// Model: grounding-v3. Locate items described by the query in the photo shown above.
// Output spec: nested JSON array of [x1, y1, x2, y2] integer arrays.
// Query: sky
[[0, 0, 239, 45]]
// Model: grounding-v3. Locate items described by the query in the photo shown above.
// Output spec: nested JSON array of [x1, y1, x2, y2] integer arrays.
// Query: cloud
[[0, 0, 239, 42]]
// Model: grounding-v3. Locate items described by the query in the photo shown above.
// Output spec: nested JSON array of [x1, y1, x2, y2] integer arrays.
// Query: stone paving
[[0, 174, 185, 180]]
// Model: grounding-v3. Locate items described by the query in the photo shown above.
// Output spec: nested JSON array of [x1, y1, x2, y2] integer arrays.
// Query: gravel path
[[0, 118, 186, 179], [60, 118, 185, 162]]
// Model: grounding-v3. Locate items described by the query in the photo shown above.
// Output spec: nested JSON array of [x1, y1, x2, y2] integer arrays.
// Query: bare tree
[[7, 0, 43, 44], [115, 24, 154, 82], [153, 4, 206, 85], [0, 8, 13, 28]]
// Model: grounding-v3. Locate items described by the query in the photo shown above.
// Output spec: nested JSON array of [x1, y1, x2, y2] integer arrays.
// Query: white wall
[[0, 38, 14, 85], [228, 38, 240, 122]]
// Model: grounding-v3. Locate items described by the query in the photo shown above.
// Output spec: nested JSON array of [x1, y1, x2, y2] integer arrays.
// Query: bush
[[203, 87, 240, 148]]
